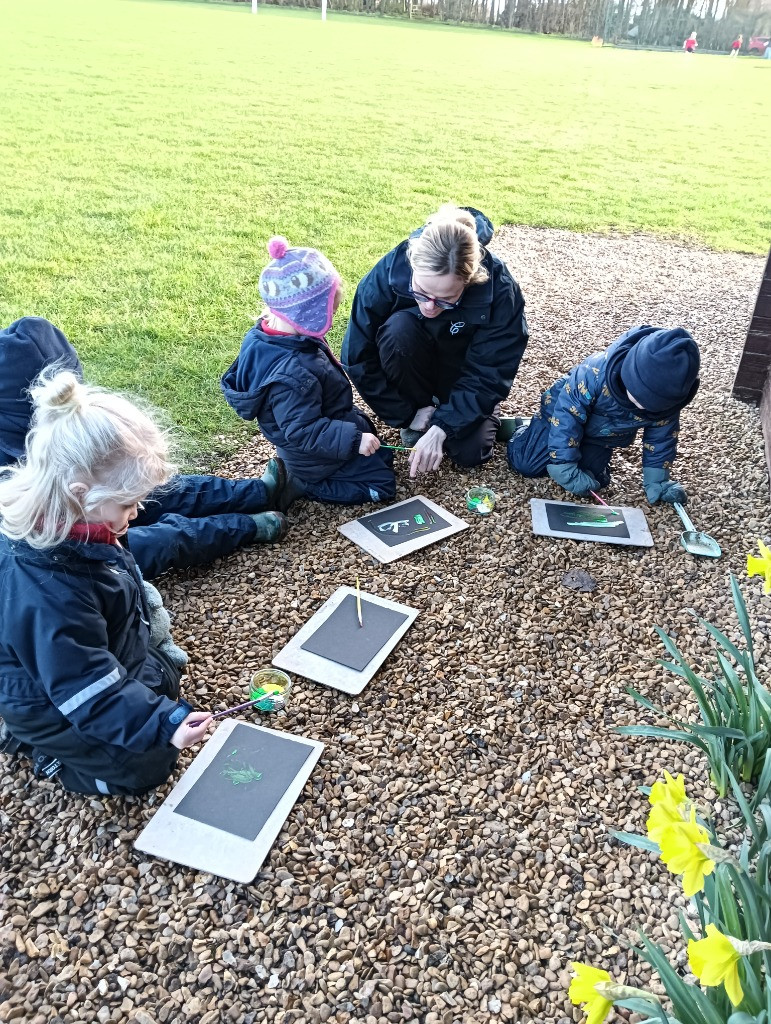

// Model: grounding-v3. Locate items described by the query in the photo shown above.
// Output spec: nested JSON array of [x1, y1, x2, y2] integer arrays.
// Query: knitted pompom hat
[[258, 237, 341, 338]]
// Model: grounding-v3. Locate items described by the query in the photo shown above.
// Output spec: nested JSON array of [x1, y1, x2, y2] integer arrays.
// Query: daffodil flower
[[747, 539, 771, 594], [569, 963, 613, 1024], [658, 808, 715, 897], [688, 924, 743, 1006]]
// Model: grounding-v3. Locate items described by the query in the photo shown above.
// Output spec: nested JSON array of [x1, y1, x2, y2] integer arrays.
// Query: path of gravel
[[2, 229, 770, 1024]]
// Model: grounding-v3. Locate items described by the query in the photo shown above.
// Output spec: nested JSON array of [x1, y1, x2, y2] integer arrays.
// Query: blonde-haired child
[[0, 370, 212, 795]]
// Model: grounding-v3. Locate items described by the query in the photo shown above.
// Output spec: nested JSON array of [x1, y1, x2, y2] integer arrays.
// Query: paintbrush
[[379, 444, 416, 452], [355, 576, 363, 628], [589, 490, 621, 516], [210, 695, 285, 720]]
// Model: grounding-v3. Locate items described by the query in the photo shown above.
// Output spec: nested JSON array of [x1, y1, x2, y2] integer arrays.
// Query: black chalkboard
[[357, 498, 450, 548], [300, 594, 409, 670], [173, 724, 315, 841], [544, 501, 630, 540]]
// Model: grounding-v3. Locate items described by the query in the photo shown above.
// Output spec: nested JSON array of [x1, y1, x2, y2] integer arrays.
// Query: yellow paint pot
[[249, 668, 292, 710]]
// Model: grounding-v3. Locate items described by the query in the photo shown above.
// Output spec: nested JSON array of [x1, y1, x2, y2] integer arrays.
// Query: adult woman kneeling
[[341, 205, 529, 477]]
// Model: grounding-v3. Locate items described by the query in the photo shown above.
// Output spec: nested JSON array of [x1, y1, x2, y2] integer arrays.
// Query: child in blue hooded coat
[[221, 238, 396, 507], [0, 317, 289, 580], [507, 326, 700, 504]]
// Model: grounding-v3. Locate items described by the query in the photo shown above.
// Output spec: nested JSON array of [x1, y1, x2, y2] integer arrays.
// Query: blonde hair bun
[[0, 369, 176, 550], [28, 369, 83, 420]]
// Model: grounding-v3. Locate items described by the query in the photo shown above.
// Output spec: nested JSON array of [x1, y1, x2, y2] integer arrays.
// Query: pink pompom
[[267, 236, 289, 259]]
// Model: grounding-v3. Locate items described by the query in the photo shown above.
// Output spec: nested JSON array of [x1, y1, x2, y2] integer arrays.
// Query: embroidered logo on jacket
[[449, 321, 466, 335]]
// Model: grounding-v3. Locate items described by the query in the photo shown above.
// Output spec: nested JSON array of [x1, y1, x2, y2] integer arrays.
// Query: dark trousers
[[129, 474, 270, 580], [376, 312, 499, 468], [507, 415, 613, 487], [304, 449, 396, 506]]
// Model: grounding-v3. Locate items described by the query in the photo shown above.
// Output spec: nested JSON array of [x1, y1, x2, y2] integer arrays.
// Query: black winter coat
[[220, 325, 373, 484], [341, 211, 529, 440], [0, 534, 190, 784]]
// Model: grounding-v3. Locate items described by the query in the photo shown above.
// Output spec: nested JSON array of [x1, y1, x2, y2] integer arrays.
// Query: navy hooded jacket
[[341, 210, 529, 440], [0, 317, 81, 465], [0, 533, 191, 786], [221, 325, 373, 484], [540, 326, 699, 471]]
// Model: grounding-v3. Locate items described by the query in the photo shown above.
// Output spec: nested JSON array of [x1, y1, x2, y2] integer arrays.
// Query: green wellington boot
[[249, 511, 289, 543], [260, 457, 287, 508], [261, 457, 306, 514]]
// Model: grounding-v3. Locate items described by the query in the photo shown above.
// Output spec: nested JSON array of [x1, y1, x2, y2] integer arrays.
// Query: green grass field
[[2, 0, 769, 455]]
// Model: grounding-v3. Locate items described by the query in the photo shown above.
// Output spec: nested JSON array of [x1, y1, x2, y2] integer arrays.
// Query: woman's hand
[[171, 712, 213, 750], [359, 432, 381, 456], [408, 425, 446, 478], [409, 406, 435, 432]]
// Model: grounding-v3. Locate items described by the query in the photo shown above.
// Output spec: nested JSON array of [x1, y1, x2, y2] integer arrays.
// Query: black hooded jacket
[[0, 317, 82, 465]]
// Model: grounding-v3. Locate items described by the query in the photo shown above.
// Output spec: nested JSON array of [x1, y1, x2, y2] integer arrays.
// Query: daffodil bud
[[727, 937, 771, 956], [695, 842, 740, 868], [595, 981, 660, 1002]]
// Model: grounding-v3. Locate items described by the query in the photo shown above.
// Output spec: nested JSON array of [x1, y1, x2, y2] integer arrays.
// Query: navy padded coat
[[221, 326, 373, 485]]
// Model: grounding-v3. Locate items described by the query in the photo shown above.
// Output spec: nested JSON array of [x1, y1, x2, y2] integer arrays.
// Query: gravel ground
[[2, 228, 770, 1024]]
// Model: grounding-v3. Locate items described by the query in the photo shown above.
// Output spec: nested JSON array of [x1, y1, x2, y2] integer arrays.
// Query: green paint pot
[[466, 487, 497, 515], [249, 668, 292, 711]]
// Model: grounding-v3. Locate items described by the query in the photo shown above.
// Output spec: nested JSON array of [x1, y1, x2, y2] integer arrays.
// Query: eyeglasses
[[409, 279, 464, 311]]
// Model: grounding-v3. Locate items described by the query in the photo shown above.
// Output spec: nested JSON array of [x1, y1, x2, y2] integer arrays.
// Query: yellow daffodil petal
[[647, 800, 684, 844], [569, 962, 614, 1023], [659, 816, 714, 897], [681, 854, 715, 897], [724, 963, 744, 1007], [747, 542, 771, 594], [586, 995, 613, 1024], [659, 818, 708, 870], [747, 556, 771, 594], [569, 962, 611, 1003], [688, 941, 705, 976], [688, 925, 743, 1007], [649, 771, 686, 807]]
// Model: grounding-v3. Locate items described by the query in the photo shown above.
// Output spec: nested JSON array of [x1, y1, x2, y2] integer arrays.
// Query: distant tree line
[[230, 0, 770, 51]]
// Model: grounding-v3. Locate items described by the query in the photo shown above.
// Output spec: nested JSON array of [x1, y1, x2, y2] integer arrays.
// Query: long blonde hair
[[407, 204, 489, 287], [0, 369, 176, 549]]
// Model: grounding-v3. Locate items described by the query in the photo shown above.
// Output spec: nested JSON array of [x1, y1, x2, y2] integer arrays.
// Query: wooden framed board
[[272, 586, 418, 694], [134, 720, 323, 883], [338, 495, 469, 564], [530, 498, 653, 547]]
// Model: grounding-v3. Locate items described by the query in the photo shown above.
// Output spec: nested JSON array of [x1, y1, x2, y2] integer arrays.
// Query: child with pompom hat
[[221, 238, 395, 508]]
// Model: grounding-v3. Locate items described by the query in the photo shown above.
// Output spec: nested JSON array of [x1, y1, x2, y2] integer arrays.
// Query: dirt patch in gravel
[[2, 228, 770, 1024]]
